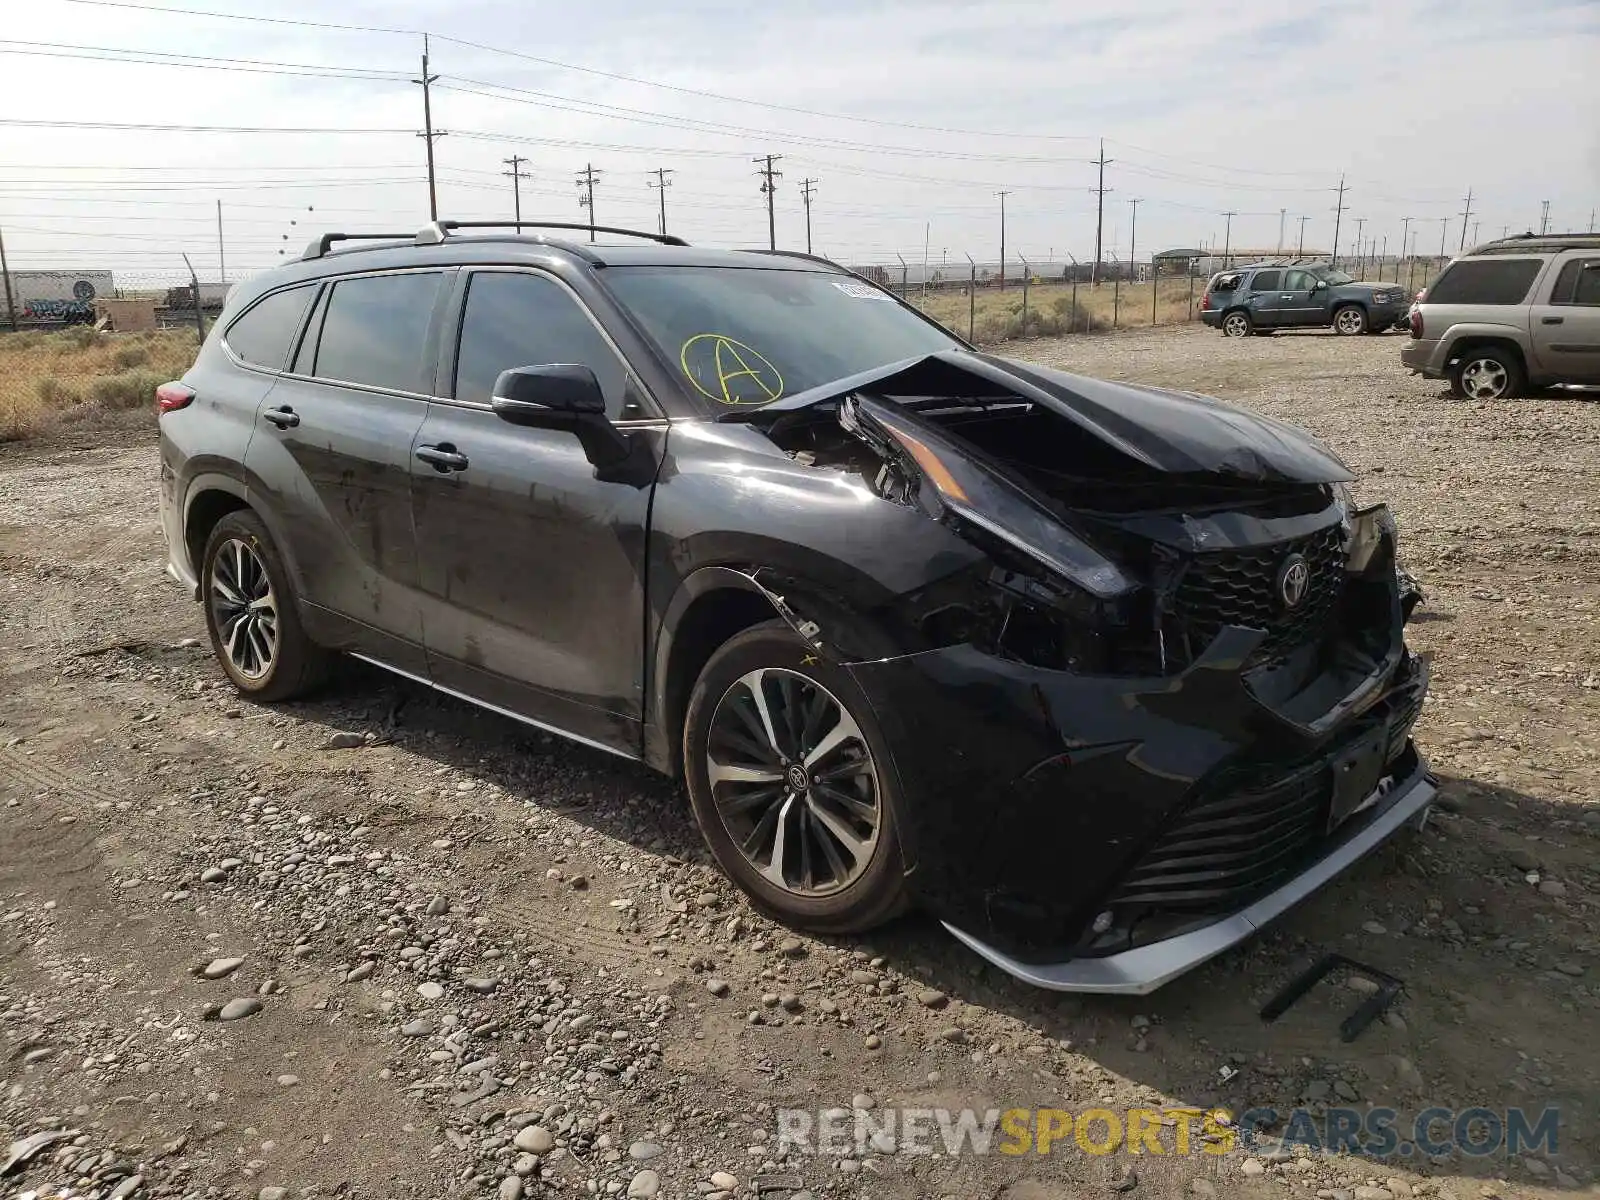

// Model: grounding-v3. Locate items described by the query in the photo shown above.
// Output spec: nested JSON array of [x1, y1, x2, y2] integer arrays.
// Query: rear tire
[[201, 510, 329, 701], [1221, 310, 1252, 338], [1333, 305, 1368, 335], [1450, 347, 1523, 400], [682, 620, 908, 934]]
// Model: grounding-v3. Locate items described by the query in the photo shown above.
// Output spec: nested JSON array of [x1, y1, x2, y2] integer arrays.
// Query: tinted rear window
[[224, 285, 316, 370], [1426, 258, 1542, 305], [314, 272, 443, 393]]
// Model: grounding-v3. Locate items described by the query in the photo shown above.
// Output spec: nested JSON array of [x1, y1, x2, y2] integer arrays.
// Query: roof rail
[[739, 249, 848, 271], [1467, 232, 1600, 256], [420, 220, 690, 247], [302, 232, 415, 261]]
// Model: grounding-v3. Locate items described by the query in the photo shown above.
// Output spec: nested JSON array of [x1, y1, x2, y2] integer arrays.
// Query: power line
[[800, 178, 817, 256], [503, 155, 530, 224], [0, 39, 409, 81], [755, 155, 782, 252], [996, 190, 1010, 290], [1330, 175, 1349, 268], [414, 37, 443, 222], [1091, 139, 1112, 286], [647, 167, 673, 238], [575, 163, 602, 242]]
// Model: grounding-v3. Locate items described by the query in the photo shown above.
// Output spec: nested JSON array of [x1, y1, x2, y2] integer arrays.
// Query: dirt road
[[2, 327, 1596, 1200]]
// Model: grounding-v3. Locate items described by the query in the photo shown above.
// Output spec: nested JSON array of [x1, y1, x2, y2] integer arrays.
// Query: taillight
[[156, 381, 195, 414], [1408, 308, 1423, 339], [1199, 292, 1212, 311]]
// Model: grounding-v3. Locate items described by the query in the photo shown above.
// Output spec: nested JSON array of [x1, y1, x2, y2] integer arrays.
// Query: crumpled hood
[[739, 350, 1353, 484]]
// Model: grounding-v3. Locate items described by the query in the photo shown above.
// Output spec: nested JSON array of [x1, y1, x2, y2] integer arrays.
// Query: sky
[[1, 0, 1597, 285]]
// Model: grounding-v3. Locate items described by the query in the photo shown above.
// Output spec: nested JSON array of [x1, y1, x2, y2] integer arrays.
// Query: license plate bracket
[[1327, 725, 1389, 832]]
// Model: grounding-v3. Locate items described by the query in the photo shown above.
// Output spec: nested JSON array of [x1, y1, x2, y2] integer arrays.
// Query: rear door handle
[[416, 443, 470, 472], [261, 406, 299, 428], [1541, 316, 1564, 325]]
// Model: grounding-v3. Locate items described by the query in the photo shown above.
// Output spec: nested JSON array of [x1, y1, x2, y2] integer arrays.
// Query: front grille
[[1172, 524, 1346, 665], [1106, 764, 1331, 913], [1106, 659, 1426, 922]]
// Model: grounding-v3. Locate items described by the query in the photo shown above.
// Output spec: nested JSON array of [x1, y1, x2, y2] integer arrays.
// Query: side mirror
[[1313, 279, 1328, 291], [490, 364, 650, 483], [492, 363, 606, 416]]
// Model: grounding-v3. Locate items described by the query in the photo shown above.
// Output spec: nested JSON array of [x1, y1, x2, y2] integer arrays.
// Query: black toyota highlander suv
[[156, 220, 1434, 995]]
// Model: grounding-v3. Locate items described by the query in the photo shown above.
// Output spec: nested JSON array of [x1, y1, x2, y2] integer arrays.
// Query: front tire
[[682, 621, 908, 934], [1333, 305, 1368, 335], [1221, 310, 1253, 338], [201, 510, 329, 701], [1451, 347, 1523, 400]]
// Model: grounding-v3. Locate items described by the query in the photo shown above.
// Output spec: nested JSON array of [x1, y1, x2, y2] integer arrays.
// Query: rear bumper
[[1200, 311, 1222, 328], [942, 749, 1434, 994], [1400, 339, 1447, 377]]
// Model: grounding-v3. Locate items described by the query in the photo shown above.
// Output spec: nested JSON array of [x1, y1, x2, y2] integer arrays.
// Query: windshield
[[1311, 267, 1355, 285], [600, 266, 961, 408]]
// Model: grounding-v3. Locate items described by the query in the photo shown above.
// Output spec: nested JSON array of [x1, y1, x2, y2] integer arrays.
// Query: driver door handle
[[416, 443, 470, 472], [1541, 316, 1564, 325], [261, 405, 299, 428]]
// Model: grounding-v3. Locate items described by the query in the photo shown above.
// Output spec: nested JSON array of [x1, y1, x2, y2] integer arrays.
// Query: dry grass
[[912, 277, 1202, 344], [0, 328, 197, 443]]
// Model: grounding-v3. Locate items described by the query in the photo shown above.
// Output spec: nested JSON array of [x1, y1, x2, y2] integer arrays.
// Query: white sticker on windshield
[[832, 279, 891, 300]]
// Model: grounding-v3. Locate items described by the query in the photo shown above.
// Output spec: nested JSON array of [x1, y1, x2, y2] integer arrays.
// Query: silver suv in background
[[1403, 234, 1600, 399]]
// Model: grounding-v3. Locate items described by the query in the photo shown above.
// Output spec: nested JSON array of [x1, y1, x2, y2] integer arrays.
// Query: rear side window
[[1551, 258, 1600, 306], [1425, 258, 1542, 305], [223, 285, 316, 370], [1210, 273, 1242, 292], [314, 272, 443, 393], [1249, 270, 1282, 291]]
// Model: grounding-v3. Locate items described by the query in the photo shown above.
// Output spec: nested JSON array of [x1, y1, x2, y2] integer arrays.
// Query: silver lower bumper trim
[[943, 770, 1436, 996]]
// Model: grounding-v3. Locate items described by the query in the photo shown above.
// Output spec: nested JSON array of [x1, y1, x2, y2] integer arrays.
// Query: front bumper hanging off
[[943, 753, 1434, 995]]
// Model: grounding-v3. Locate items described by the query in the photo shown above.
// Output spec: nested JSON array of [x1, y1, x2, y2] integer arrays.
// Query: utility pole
[[1297, 214, 1309, 256], [1277, 207, 1286, 256], [575, 163, 602, 241], [1221, 211, 1237, 269], [1437, 216, 1449, 272], [413, 36, 444, 222], [1330, 174, 1349, 268], [1398, 216, 1413, 284], [503, 155, 530, 224], [799, 178, 817, 255], [997, 190, 1010, 290], [1128, 198, 1141, 298], [1353, 216, 1366, 272], [1539, 200, 1550, 235], [1458, 187, 1474, 252], [215, 199, 226, 287], [0, 225, 16, 331], [648, 167, 673, 237], [1091, 139, 1113, 286], [1589, 208, 1597, 234], [754, 154, 782, 251]]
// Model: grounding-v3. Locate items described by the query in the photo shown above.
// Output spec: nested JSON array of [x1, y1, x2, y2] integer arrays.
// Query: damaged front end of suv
[[722, 350, 1433, 994]]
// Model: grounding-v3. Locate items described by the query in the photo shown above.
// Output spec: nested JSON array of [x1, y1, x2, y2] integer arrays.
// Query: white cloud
[[0, 0, 1594, 280]]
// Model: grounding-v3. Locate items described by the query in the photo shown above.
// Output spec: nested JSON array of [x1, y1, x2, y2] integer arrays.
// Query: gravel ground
[[1, 325, 1596, 1200]]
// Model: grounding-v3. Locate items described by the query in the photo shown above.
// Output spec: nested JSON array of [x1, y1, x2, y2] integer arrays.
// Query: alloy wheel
[[1223, 313, 1250, 337], [705, 667, 881, 896], [1459, 357, 1510, 400], [209, 537, 278, 680], [1335, 307, 1366, 335]]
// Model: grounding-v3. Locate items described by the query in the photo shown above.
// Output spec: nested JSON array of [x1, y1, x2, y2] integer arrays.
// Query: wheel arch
[[1447, 334, 1528, 377], [645, 565, 915, 777], [183, 476, 252, 586]]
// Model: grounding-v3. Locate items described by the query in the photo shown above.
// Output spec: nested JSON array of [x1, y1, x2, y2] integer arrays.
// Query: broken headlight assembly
[[844, 399, 1146, 672]]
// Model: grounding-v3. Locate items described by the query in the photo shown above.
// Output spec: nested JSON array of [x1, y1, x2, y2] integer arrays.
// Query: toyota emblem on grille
[[1276, 554, 1310, 610]]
